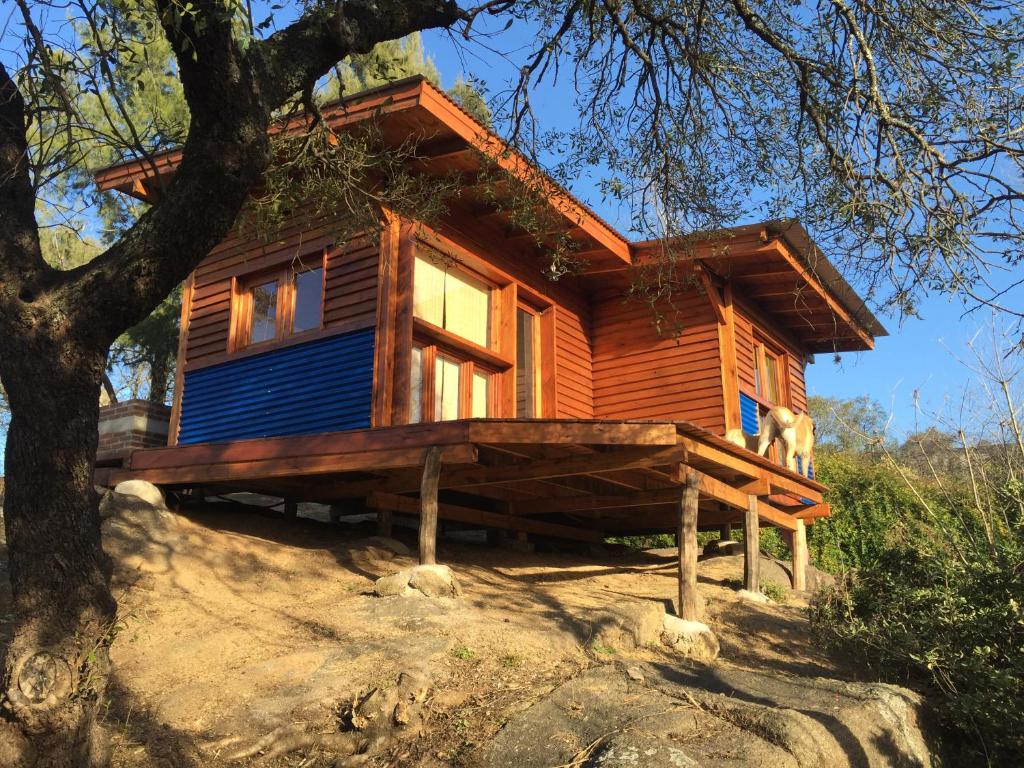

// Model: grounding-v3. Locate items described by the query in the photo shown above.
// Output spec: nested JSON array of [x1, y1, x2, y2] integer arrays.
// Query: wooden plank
[[377, 509, 393, 537], [755, 500, 798, 531], [791, 519, 807, 590], [366, 492, 604, 543], [677, 435, 760, 479], [168, 272, 194, 446], [467, 421, 678, 446], [122, 444, 476, 486], [419, 446, 442, 565], [679, 468, 702, 621], [372, 215, 400, 427], [796, 502, 831, 520], [718, 282, 741, 432], [539, 306, 557, 418], [390, 222, 416, 424], [744, 494, 760, 593], [437, 445, 685, 490]]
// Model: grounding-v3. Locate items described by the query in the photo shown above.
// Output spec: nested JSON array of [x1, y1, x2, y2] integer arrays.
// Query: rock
[[408, 564, 462, 598], [365, 536, 411, 556], [660, 615, 720, 660], [625, 666, 645, 682], [703, 538, 743, 557], [374, 570, 413, 597], [113, 479, 166, 509], [478, 665, 939, 768], [590, 600, 666, 651], [738, 588, 770, 603], [374, 565, 461, 599]]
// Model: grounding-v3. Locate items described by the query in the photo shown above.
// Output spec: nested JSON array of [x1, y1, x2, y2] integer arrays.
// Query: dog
[[756, 406, 815, 477], [724, 428, 759, 452]]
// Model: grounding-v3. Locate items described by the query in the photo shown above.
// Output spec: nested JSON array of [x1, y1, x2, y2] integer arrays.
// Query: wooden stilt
[[719, 522, 732, 541], [744, 494, 760, 593], [284, 498, 298, 518], [377, 509, 393, 538], [418, 446, 442, 565], [678, 468, 702, 621], [791, 519, 807, 591]]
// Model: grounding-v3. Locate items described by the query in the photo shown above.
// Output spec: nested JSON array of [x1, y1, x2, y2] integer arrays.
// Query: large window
[[410, 254, 497, 422], [753, 340, 783, 405], [234, 260, 324, 350]]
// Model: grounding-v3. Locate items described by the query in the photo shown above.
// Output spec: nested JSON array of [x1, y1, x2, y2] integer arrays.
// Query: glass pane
[[435, 356, 461, 421], [516, 308, 536, 417], [292, 266, 323, 332], [753, 348, 762, 396], [413, 255, 446, 327], [444, 268, 490, 347], [765, 353, 780, 403], [472, 370, 489, 418], [410, 346, 423, 423], [249, 280, 278, 344], [413, 254, 490, 347]]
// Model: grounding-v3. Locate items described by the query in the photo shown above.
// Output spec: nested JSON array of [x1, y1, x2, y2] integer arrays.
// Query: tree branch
[[0, 63, 47, 295]]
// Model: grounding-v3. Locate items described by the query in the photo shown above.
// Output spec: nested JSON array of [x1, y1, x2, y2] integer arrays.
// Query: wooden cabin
[[95, 76, 885, 611]]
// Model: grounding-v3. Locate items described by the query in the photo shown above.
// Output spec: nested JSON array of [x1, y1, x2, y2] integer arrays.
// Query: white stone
[[660, 615, 719, 661], [112, 479, 166, 509], [738, 589, 771, 604]]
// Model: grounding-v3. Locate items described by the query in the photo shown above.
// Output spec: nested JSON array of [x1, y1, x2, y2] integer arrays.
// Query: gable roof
[[94, 76, 884, 353]]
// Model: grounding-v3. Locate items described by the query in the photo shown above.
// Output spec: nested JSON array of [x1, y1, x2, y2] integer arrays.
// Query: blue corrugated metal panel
[[178, 328, 375, 444], [740, 393, 759, 435]]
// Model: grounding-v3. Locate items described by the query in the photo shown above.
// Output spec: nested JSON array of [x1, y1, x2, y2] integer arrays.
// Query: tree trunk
[[0, 340, 115, 767], [147, 354, 171, 405]]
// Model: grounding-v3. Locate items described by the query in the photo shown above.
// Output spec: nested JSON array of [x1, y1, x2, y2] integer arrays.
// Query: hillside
[[0, 492, 939, 767]]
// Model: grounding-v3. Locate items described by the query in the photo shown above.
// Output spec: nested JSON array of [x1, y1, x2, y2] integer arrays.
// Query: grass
[[452, 646, 475, 660], [761, 580, 787, 603]]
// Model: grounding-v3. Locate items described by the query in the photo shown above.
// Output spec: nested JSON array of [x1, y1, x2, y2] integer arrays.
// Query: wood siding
[[183, 214, 379, 370], [554, 305, 595, 419], [591, 289, 725, 433], [733, 301, 809, 413]]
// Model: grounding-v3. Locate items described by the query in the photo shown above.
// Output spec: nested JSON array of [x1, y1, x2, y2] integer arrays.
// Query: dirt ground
[[0, 498, 853, 767]]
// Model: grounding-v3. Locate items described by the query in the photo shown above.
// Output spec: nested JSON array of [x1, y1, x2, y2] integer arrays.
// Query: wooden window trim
[[228, 253, 326, 353], [516, 302, 544, 418], [413, 317, 513, 371]]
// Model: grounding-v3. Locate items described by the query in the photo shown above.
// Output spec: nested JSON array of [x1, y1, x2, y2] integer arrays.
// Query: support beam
[[418, 446, 442, 565], [719, 523, 732, 541], [786, 519, 808, 591], [284, 498, 298, 518], [678, 469, 702, 621], [744, 494, 760, 593], [377, 509, 393, 538]]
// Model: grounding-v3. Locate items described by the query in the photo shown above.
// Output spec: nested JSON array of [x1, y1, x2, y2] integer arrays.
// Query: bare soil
[[0, 500, 853, 767]]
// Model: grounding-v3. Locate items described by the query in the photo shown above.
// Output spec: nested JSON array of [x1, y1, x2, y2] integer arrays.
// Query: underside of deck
[[104, 419, 828, 542]]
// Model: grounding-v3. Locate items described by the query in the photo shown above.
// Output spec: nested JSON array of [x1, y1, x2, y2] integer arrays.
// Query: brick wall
[[97, 399, 171, 466]]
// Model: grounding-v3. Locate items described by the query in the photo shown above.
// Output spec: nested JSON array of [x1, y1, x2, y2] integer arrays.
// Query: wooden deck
[[104, 419, 827, 541]]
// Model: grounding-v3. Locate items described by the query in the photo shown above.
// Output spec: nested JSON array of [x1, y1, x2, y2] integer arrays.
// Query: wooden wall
[[183, 213, 379, 370], [554, 305, 595, 419], [591, 288, 725, 433], [732, 299, 809, 414]]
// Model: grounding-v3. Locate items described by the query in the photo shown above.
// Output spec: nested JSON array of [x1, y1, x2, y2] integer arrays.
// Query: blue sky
[[422, 27, 1024, 439]]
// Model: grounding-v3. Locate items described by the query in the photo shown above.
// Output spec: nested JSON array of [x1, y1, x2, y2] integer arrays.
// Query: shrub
[[812, 489, 1024, 764]]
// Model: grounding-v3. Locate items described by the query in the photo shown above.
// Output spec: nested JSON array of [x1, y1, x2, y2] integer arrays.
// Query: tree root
[[206, 668, 432, 764]]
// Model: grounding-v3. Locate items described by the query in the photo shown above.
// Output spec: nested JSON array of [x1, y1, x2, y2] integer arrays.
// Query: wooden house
[[95, 76, 885, 612]]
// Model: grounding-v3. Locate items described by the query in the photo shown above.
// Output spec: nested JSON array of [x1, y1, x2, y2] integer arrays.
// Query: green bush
[[807, 451, 929, 573], [811, 468, 1024, 764]]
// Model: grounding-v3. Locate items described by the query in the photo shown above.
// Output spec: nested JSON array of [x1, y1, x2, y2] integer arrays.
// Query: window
[[409, 253, 499, 423], [516, 306, 540, 418], [753, 339, 785, 406], [234, 260, 324, 350]]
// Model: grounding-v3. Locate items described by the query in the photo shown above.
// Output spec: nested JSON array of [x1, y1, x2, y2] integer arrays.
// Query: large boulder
[[660, 615, 719, 660], [374, 565, 462, 599], [589, 600, 666, 651], [478, 665, 939, 768]]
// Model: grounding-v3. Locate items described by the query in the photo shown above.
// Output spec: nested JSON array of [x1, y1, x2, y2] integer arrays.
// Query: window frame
[[408, 257, 507, 423], [230, 254, 326, 352]]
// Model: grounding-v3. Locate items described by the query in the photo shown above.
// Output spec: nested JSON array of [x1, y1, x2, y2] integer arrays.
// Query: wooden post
[[791, 519, 807, 591], [418, 446, 443, 565], [284, 498, 298, 518], [719, 523, 732, 541], [377, 509, 393, 538], [744, 494, 760, 593], [677, 468, 702, 621]]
